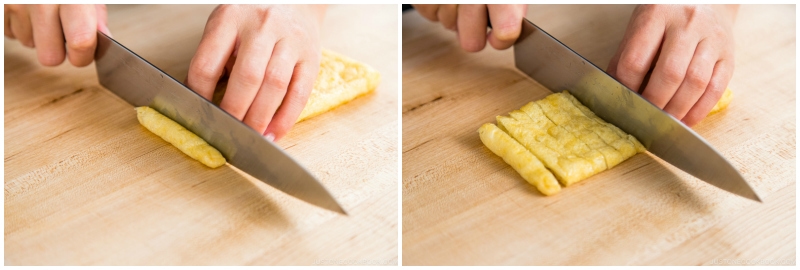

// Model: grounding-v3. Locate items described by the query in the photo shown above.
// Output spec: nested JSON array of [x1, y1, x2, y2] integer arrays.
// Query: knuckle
[[660, 64, 686, 85], [253, 7, 280, 30], [291, 89, 312, 108], [190, 59, 222, 82], [417, 5, 439, 21], [636, 4, 658, 15], [706, 81, 726, 96], [286, 24, 306, 39], [32, 4, 53, 14], [684, 69, 709, 89], [264, 68, 291, 89], [7, 5, 22, 14], [618, 53, 651, 75], [212, 4, 234, 17], [247, 116, 270, 132], [682, 5, 700, 17], [237, 68, 264, 86]]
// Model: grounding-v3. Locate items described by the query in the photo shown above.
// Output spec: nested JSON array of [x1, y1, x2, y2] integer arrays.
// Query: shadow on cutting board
[[132, 124, 293, 229]]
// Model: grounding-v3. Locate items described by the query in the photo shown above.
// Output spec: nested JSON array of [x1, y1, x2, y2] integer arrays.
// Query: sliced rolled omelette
[[480, 91, 646, 195], [296, 49, 381, 122], [136, 106, 226, 168], [479, 123, 561, 196], [480, 89, 734, 196], [497, 92, 646, 187]]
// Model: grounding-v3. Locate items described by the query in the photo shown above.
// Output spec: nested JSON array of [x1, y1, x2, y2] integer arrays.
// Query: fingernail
[[265, 133, 275, 142]]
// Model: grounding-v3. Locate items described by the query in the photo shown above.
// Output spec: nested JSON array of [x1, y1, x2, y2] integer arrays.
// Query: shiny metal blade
[[513, 19, 760, 202], [94, 32, 347, 213]]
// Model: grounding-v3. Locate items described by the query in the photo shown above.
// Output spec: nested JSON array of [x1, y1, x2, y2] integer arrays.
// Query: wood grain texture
[[5, 4, 398, 265], [401, 4, 795, 265]]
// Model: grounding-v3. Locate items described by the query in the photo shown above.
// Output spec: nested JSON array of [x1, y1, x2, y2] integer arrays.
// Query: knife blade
[[94, 31, 347, 213], [512, 19, 760, 202]]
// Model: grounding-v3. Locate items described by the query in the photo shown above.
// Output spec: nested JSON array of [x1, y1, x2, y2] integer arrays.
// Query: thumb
[[95, 4, 111, 37]]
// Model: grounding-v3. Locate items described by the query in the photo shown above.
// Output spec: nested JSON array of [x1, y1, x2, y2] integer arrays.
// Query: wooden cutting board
[[5, 5, 398, 265], [402, 5, 795, 265]]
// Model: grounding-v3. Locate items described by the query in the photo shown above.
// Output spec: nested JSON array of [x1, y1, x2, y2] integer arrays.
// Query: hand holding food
[[607, 5, 738, 126], [186, 4, 327, 141], [135, 50, 379, 168]]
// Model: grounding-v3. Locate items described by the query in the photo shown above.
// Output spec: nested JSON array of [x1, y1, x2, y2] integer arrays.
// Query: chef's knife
[[94, 31, 347, 214], [513, 19, 761, 202]]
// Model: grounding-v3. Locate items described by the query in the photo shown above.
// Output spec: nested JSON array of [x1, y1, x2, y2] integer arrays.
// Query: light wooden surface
[[5, 4, 398, 265], [402, 5, 795, 265]]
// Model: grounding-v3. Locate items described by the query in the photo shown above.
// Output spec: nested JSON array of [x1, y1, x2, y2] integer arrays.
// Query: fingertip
[[95, 4, 111, 37], [264, 132, 275, 142], [262, 93, 303, 141], [38, 51, 65, 66], [461, 39, 486, 52], [99, 24, 112, 38], [491, 23, 520, 43], [68, 56, 93, 67], [264, 121, 292, 142], [681, 101, 714, 127], [681, 109, 708, 127], [486, 4, 524, 48], [683, 118, 700, 127], [487, 30, 514, 50]]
